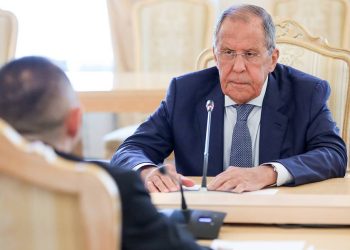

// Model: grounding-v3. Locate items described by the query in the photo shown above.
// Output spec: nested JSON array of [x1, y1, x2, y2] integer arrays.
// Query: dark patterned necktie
[[229, 104, 254, 167]]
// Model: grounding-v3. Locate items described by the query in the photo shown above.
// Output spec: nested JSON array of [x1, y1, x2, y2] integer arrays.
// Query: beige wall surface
[[112, 0, 349, 72]]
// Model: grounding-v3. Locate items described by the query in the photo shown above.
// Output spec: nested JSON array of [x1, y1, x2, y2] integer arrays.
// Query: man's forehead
[[223, 14, 262, 28], [217, 17, 265, 44]]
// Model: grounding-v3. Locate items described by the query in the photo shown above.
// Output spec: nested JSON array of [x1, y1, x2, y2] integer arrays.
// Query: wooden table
[[76, 72, 180, 113], [200, 224, 350, 250], [152, 176, 350, 225], [152, 176, 350, 249]]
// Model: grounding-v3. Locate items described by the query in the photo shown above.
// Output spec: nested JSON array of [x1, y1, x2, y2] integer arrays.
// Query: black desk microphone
[[158, 166, 225, 239]]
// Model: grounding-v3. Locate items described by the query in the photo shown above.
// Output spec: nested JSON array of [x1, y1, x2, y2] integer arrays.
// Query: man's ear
[[65, 107, 82, 138], [212, 46, 218, 64], [269, 48, 279, 72]]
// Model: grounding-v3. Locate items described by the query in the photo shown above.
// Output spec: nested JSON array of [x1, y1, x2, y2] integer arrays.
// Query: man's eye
[[224, 50, 235, 55], [245, 52, 257, 58]]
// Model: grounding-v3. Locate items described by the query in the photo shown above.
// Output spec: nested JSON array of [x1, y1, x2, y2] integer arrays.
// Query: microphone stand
[[201, 100, 214, 190], [157, 99, 226, 239]]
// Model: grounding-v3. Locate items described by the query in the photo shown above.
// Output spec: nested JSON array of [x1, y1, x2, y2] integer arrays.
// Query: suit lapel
[[259, 74, 289, 164], [196, 77, 224, 175]]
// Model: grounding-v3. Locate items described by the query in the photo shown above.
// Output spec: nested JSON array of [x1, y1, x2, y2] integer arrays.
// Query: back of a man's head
[[0, 56, 79, 146]]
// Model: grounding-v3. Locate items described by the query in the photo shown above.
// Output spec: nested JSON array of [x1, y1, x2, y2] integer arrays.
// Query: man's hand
[[140, 164, 195, 193], [207, 165, 277, 193]]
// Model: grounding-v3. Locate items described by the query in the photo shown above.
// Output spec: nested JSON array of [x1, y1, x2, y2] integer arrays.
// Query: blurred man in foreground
[[0, 56, 210, 250]]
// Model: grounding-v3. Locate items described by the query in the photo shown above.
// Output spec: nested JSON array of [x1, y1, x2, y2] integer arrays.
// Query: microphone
[[201, 100, 214, 190], [158, 165, 226, 239]]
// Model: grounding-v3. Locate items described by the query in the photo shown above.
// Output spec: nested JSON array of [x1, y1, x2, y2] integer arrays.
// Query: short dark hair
[[213, 4, 276, 53], [0, 56, 77, 137]]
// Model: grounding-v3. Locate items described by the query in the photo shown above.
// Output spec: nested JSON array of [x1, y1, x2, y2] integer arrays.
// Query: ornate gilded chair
[[0, 9, 17, 66], [196, 47, 215, 70], [196, 20, 350, 170], [273, 0, 350, 49], [0, 119, 121, 250], [104, 0, 215, 158], [275, 19, 350, 167]]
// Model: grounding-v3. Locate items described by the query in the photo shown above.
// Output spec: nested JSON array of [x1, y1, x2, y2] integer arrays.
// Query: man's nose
[[231, 55, 246, 73]]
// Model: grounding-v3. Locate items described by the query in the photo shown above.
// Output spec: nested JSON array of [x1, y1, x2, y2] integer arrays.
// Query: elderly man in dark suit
[[112, 4, 347, 193]]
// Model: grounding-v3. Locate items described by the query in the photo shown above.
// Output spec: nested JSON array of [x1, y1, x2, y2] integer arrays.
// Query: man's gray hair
[[213, 4, 276, 53]]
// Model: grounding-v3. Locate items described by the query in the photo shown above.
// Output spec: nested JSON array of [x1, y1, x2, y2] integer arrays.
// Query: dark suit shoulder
[[270, 63, 331, 104], [273, 63, 327, 89], [167, 67, 221, 102], [171, 67, 219, 90], [175, 66, 219, 81]]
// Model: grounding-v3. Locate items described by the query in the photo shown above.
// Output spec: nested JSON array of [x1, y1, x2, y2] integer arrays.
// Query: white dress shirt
[[223, 77, 293, 186]]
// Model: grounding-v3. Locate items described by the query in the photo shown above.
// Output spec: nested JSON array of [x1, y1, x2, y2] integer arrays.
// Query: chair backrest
[[275, 19, 350, 164], [272, 0, 350, 49], [195, 47, 215, 70], [0, 118, 121, 250], [132, 0, 214, 72], [196, 19, 350, 169], [0, 9, 17, 66]]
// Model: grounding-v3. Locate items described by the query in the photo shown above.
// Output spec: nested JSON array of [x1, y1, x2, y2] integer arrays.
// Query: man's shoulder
[[270, 63, 331, 105], [274, 63, 325, 84], [163, 67, 222, 109], [272, 63, 330, 96], [174, 66, 219, 83], [167, 67, 220, 96]]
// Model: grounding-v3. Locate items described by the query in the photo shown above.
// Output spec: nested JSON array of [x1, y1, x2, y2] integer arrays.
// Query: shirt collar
[[225, 76, 268, 107]]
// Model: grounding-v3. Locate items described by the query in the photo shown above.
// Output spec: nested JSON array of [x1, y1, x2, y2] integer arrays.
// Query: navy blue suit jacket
[[111, 64, 347, 185]]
